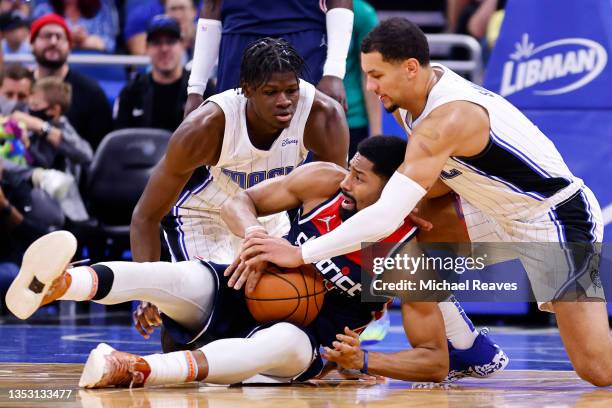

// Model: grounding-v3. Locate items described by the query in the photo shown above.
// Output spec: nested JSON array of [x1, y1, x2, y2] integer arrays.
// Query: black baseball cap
[[0, 11, 30, 32], [146, 14, 181, 42]]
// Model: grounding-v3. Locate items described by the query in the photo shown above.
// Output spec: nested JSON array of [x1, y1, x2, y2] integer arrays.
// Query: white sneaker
[[80, 343, 150, 388], [5, 230, 77, 319]]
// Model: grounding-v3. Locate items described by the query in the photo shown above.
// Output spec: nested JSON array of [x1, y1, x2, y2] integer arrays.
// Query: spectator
[[0, 63, 33, 114], [9, 76, 91, 220], [11, 76, 92, 179], [0, 0, 30, 15], [30, 13, 113, 149], [0, 11, 31, 56], [123, 0, 163, 55], [32, 0, 119, 52], [343, 0, 380, 158], [114, 15, 209, 131], [165, 0, 197, 58]]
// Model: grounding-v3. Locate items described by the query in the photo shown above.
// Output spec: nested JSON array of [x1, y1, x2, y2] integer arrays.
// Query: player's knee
[[573, 358, 612, 387], [268, 322, 312, 366]]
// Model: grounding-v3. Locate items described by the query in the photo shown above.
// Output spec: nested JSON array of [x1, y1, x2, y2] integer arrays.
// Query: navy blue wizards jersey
[[286, 191, 418, 345], [221, 0, 326, 35]]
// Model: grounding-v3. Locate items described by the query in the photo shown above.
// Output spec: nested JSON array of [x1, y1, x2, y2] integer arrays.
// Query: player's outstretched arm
[[221, 162, 346, 238], [184, 0, 223, 116], [324, 301, 448, 382], [317, 0, 354, 110], [296, 103, 488, 265], [304, 91, 350, 167], [130, 103, 225, 261]]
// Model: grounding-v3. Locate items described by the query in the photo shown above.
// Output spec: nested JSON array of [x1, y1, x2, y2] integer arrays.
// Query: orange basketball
[[245, 264, 325, 327]]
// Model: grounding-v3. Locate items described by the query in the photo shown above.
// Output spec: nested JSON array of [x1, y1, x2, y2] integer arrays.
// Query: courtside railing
[[5, 33, 483, 84]]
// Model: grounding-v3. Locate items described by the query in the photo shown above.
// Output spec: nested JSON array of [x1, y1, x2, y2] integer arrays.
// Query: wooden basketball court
[[1, 364, 611, 407], [1, 310, 610, 407]]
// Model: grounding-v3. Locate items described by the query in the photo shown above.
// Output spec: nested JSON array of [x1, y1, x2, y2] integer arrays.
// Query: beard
[[339, 190, 358, 221], [339, 206, 357, 221], [383, 103, 399, 113], [34, 49, 67, 70]]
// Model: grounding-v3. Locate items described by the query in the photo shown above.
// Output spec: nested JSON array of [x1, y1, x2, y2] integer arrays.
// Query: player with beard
[[29, 13, 112, 149], [6, 136, 506, 387]]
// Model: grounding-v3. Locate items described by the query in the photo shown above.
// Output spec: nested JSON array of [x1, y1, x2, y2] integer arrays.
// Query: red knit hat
[[30, 13, 71, 44]]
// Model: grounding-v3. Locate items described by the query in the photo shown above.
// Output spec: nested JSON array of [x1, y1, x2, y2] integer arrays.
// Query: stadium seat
[[81, 128, 171, 260]]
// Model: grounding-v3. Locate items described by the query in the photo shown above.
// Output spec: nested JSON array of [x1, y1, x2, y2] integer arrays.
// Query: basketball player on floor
[[239, 19, 610, 386], [129, 37, 349, 348], [6, 137, 507, 387], [185, 0, 353, 114]]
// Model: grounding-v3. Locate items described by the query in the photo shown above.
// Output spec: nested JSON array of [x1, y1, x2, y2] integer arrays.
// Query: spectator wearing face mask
[[10, 76, 92, 181]]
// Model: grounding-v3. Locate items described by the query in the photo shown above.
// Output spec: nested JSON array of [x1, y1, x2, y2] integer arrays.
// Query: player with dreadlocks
[[129, 37, 349, 349]]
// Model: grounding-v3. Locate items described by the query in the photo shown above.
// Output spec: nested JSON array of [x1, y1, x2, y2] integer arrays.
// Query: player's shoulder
[[185, 100, 225, 133], [167, 101, 225, 165], [422, 100, 489, 139], [310, 88, 344, 118]]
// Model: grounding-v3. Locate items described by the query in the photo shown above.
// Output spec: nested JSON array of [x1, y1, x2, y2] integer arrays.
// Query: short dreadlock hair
[[239, 37, 305, 91]]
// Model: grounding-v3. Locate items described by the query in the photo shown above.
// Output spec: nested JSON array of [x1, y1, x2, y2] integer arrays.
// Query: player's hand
[[322, 327, 365, 371], [225, 230, 270, 291], [316, 75, 347, 111], [409, 208, 433, 232], [314, 361, 383, 381], [224, 255, 267, 292], [241, 233, 304, 268], [133, 301, 162, 339], [184, 93, 205, 118]]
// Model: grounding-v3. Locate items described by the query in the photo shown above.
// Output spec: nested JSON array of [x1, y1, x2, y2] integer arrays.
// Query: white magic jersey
[[164, 80, 315, 263], [399, 63, 584, 222], [397, 64, 604, 310]]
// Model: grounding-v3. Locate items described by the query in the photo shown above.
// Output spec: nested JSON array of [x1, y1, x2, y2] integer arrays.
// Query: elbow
[[130, 204, 151, 230], [432, 361, 450, 383], [428, 350, 450, 383]]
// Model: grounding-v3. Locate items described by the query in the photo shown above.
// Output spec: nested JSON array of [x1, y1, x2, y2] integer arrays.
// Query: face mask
[[29, 108, 54, 122]]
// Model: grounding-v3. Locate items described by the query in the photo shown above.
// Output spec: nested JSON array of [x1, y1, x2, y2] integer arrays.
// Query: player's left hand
[[322, 327, 365, 371], [317, 75, 347, 111], [224, 254, 268, 293], [241, 233, 304, 268]]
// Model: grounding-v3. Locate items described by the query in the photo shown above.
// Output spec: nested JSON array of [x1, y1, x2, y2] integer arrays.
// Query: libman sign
[[485, 0, 612, 108], [500, 34, 607, 97]]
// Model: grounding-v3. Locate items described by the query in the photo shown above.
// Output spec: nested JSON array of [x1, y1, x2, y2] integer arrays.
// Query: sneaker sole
[[79, 343, 116, 388], [5, 230, 77, 320]]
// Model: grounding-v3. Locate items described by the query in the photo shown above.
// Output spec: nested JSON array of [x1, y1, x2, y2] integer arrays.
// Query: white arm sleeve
[[187, 18, 222, 96], [301, 172, 426, 264], [322, 7, 354, 79]]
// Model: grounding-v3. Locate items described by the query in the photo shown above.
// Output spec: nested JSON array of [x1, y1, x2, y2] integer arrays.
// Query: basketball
[[245, 264, 325, 327]]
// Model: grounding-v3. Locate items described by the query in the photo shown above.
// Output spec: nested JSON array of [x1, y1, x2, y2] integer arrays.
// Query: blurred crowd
[[0, 0, 506, 310]]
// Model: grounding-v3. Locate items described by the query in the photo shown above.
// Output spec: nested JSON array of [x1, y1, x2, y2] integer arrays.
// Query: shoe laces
[[102, 353, 144, 388]]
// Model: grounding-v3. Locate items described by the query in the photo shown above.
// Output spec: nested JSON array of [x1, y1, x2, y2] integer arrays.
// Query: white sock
[[200, 322, 312, 384], [438, 297, 478, 350], [93, 261, 214, 332], [143, 351, 198, 386], [60, 266, 97, 301]]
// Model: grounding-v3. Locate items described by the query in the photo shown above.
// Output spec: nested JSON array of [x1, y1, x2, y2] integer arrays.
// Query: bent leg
[[61, 261, 215, 332], [196, 322, 313, 384], [553, 301, 612, 386]]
